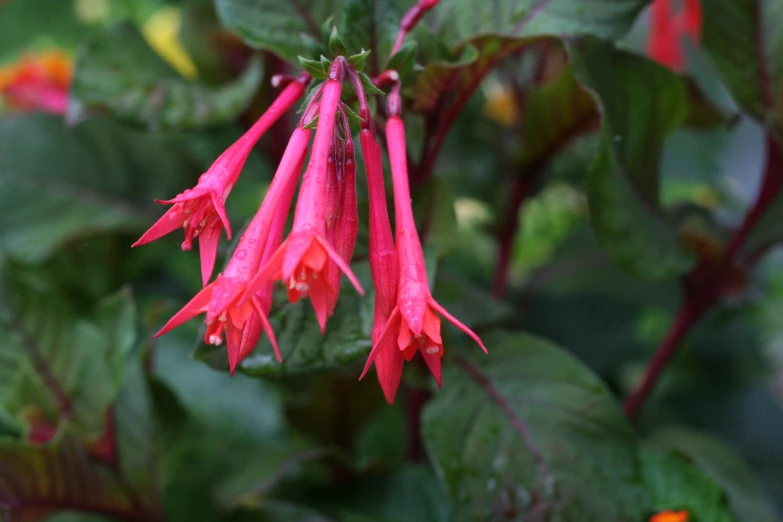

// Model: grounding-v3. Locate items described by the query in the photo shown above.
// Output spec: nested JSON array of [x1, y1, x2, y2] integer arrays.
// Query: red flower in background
[[0, 51, 71, 114], [648, 0, 702, 71], [650, 511, 689, 522]]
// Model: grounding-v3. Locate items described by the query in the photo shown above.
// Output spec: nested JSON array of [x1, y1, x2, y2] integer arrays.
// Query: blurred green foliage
[[1, 0, 782, 521]]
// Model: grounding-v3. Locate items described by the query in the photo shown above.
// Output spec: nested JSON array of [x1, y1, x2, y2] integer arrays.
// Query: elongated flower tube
[[224, 153, 303, 370], [133, 73, 310, 285], [153, 126, 311, 372], [648, 0, 701, 71], [244, 58, 364, 332], [360, 127, 403, 404], [326, 115, 360, 316], [360, 87, 485, 387]]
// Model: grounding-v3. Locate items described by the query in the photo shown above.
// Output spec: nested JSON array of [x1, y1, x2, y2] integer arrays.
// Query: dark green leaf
[[412, 0, 648, 116], [358, 71, 384, 95], [641, 450, 735, 522], [422, 332, 650, 521], [215, 0, 334, 62], [700, 0, 783, 122], [385, 42, 417, 75], [0, 273, 137, 437], [0, 430, 147, 521], [647, 427, 778, 522], [328, 27, 348, 57], [335, 466, 452, 522], [516, 67, 598, 173], [339, 0, 400, 69], [115, 361, 186, 505], [347, 49, 372, 70], [432, 0, 649, 49], [70, 22, 262, 131], [193, 262, 373, 377], [0, 114, 200, 262], [299, 56, 329, 78], [570, 37, 696, 280]]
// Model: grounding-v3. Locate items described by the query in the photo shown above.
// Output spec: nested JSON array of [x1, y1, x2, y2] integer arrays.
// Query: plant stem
[[622, 297, 709, 419], [624, 134, 783, 420], [492, 175, 531, 297], [725, 134, 783, 259]]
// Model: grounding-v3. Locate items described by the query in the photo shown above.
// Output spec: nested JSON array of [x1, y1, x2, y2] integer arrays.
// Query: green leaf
[[328, 26, 348, 57], [299, 56, 329, 78], [115, 361, 186, 504], [0, 114, 200, 263], [641, 450, 735, 522], [0, 430, 148, 521], [215, 0, 332, 62], [347, 49, 372, 70], [700, 0, 783, 122], [433, 0, 649, 49], [193, 262, 373, 377], [412, 0, 648, 116], [358, 71, 384, 95], [0, 272, 137, 438], [339, 0, 400, 69], [385, 42, 417, 75], [334, 466, 453, 522], [517, 67, 598, 173], [0, 0, 88, 61], [70, 22, 262, 131], [570, 37, 696, 280], [647, 427, 778, 522], [422, 332, 650, 521]]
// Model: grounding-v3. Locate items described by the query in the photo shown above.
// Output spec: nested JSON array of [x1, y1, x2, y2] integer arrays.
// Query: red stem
[[392, 0, 441, 55], [623, 297, 710, 419], [492, 176, 531, 297], [725, 134, 783, 259], [624, 134, 783, 420]]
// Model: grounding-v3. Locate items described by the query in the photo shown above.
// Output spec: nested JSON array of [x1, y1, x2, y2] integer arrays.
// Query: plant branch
[[725, 134, 783, 259], [624, 133, 783, 420], [622, 297, 710, 419], [492, 175, 531, 297]]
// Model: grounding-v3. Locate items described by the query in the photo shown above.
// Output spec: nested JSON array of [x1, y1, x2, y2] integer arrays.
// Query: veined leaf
[[422, 332, 650, 521], [70, 22, 262, 131], [570, 37, 696, 280]]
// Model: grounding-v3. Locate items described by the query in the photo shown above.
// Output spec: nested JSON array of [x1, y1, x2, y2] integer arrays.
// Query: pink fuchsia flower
[[360, 127, 403, 404], [0, 51, 71, 114], [325, 117, 360, 316], [244, 58, 364, 333], [360, 87, 486, 388], [153, 126, 310, 372], [132, 73, 310, 286], [648, 0, 701, 71]]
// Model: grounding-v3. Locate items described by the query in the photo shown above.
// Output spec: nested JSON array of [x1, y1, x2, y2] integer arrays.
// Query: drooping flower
[[153, 126, 310, 372], [360, 126, 403, 404], [0, 51, 71, 114], [325, 115, 359, 316], [243, 58, 364, 332], [360, 86, 486, 388], [648, 0, 702, 71], [132, 73, 310, 286], [650, 511, 688, 522]]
